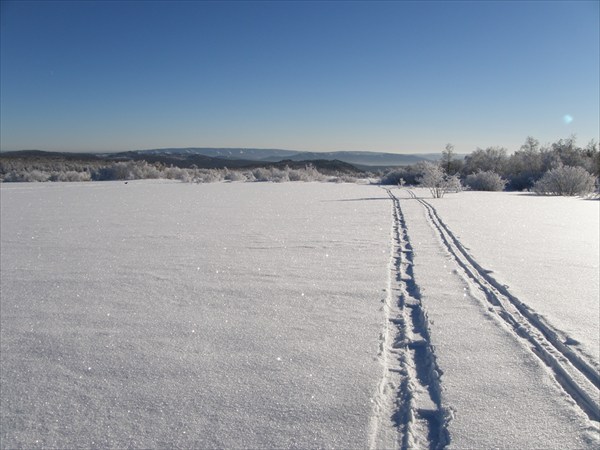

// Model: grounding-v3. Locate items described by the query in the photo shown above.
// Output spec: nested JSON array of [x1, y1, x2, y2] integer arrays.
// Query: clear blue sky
[[1, 0, 598, 154]]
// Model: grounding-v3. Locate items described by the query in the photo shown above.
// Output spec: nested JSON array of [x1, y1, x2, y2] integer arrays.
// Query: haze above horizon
[[1, 1, 598, 154]]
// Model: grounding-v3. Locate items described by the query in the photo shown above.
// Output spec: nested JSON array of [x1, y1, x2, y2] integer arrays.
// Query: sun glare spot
[[563, 114, 573, 124]]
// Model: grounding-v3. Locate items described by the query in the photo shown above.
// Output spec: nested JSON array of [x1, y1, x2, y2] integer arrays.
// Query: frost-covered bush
[[23, 170, 51, 182], [89, 161, 165, 181], [250, 167, 288, 182], [163, 166, 191, 181], [416, 162, 462, 198], [2, 171, 19, 182], [444, 174, 463, 193], [328, 174, 359, 183], [192, 169, 224, 183], [53, 170, 92, 182], [286, 165, 326, 182], [130, 161, 161, 179], [2, 169, 50, 182], [287, 169, 306, 182], [301, 164, 327, 182], [465, 170, 507, 191], [379, 166, 421, 185], [268, 168, 289, 183], [224, 170, 247, 182], [251, 167, 272, 182], [533, 165, 597, 196], [380, 170, 405, 185], [92, 162, 133, 181], [27, 170, 51, 182]]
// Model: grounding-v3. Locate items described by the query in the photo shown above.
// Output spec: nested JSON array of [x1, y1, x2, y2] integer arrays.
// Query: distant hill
[[132, 147, 300, 160], [0, 150, 103, 161], [260, 151, 440, 166], [1, 148, 464, 170], [129, 147, 449, 167]]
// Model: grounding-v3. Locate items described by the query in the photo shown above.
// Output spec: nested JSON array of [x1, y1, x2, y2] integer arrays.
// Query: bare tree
[[463, 146, 508, 175]]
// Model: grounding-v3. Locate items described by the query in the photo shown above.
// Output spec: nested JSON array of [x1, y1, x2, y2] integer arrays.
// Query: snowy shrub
[[380, 170, 405, 185], [163, 166, 188, 181], [92, 162, 133, 181], [269, 168, 290, 183], [301, 164, 327, 182], [192, 169, 224, 183], [287, 169, 306, 181], [533, 165, 597, 196], [465, 170, 507, 191], [224, 170, 247, 182], [328, 174, 359, 183], [138, 163, 161, 179], [286, 165, 326, 182], [379, 166, 421, 185], [22, 170, 51, 182], [114, 162, 134, 180], [251, 167, 272, 182], [444, 174, 463, 193], [54, 170, 92, 182], [250, 167, 289, 182], [417, 162, 462, 198], [1, 171, 20, 182], [129, 161, 161, 179]]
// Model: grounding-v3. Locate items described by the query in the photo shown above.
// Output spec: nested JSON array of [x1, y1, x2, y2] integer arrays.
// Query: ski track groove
[[369, 189, 450, 450], [406, 189, 600, 423]]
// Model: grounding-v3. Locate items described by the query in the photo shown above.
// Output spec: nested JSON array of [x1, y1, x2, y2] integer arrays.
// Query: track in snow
[[407, 189, 600, 422], [369, 189, 450, 450]]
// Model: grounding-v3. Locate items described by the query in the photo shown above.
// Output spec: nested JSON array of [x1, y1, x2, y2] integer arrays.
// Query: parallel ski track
[[407, 189, 600, 422], [370, 189, 450, 450]]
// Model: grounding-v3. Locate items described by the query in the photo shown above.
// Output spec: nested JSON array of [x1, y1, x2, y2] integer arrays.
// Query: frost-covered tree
[[585, 139, 600, 177], [380, 166, 421, 185], [505, 136, 545, 190], [462, 146, 508, 176], [441, 143, 454, 173], [533, 165, 596, 196], [441, 143, 462, 175], [417, 161, 462, 198]]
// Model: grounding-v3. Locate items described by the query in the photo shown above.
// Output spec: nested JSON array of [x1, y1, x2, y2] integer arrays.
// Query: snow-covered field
[[429, 189, 599, 367], [1, 181, 598, 449], [394, 188, 599, 449]]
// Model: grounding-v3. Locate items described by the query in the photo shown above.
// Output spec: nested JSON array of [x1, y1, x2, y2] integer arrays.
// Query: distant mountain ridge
[[130, 147, 447, 166], [130, 147, 299, 160], [1, 147, 460, 169]]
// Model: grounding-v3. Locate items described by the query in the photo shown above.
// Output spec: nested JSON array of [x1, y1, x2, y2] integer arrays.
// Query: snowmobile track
[[406, 189, 600, 422], [370, 189, 451, 450]]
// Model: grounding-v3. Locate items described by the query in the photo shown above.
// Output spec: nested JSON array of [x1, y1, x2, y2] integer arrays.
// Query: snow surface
[[0, 181, 391, 448], [1, 181, 598, 449], [396, 188, 598, 449], [427, 189, 599, 368]]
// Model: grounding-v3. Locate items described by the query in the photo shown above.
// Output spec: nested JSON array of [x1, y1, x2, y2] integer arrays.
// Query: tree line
[[382, 136, 599, 197], [1, 135, 598, 196], [0, 158, 359, 184]]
